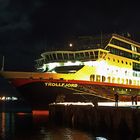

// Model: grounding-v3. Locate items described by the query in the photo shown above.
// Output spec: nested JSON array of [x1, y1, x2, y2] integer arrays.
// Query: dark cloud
[[0, 0, 46, 71]]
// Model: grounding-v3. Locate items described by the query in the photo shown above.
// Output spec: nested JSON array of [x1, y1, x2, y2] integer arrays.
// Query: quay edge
[[49, 103, 140, 136]]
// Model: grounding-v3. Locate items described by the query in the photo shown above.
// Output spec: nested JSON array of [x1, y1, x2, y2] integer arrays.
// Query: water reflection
[[0, 111, 136, 140], [0, 112, 97, 140], [39, 127, 94, 140], [0, 112, 15, 140]]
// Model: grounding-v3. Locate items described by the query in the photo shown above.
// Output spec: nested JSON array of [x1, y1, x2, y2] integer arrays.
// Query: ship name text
[[45, 82, 78, 87]]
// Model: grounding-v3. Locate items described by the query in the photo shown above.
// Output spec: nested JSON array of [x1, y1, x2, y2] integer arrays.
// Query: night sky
[[0, 0, 140, 71]]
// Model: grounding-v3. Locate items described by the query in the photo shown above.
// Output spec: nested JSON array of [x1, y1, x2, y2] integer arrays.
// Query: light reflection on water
[[0, 112, 96, 140], [0, 112, 137, 140], [0, 112, 15, 140]]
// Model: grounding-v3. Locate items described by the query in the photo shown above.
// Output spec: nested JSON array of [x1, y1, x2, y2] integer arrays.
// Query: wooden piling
[[49, 104, 140, 135]]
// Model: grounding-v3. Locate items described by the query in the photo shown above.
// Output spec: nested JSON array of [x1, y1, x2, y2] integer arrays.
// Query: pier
[[49, 102, 140, 135]]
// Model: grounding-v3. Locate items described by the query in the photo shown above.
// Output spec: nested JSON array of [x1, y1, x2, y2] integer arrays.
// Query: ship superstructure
[[35, 34, 140, 87]]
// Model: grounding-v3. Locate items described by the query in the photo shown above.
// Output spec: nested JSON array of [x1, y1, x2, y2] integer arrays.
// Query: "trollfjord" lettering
[[45, 82, 78, 88]]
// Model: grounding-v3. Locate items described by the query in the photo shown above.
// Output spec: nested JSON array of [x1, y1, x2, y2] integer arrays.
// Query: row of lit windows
[[110, 38, 131, 50], [90, 74, 140, 85], [107, 46, 140, 61], [105, 66, 140, 77], [105, 57, 132, 66], [36, 56, 132, 68], [42, 51, 100, 62], [110, 38, 140, 53]]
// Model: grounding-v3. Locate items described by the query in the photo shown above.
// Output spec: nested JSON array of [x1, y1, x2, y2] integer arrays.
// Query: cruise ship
[[0, 33, 140, 110]]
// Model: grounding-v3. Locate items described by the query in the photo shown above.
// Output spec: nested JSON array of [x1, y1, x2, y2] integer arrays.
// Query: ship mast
[[100, 31, 103, 47], [1, 55, 5, 71]]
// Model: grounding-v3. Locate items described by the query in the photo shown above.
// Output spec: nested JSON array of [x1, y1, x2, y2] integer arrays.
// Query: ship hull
[[17, 81, 107, 110], [17, 82, 76, 110], [10, 79, 140, 110]]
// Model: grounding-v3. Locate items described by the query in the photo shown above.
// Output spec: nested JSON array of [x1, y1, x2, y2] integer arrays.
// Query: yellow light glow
[[42, 64, 47, 71], [0, 96, 18, 101], [52, 101, 140, 107], [69, 43, 73, 47], [84, 61, 94, 66], [47, 62, 60, 71], [65, 61, 82, 66]]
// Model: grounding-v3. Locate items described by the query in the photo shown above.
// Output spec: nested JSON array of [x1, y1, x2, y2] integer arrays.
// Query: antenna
[[101, 31, 103, 47], [1, 56, 5, 71]]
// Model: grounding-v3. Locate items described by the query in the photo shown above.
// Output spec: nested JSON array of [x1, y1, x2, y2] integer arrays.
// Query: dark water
[[0, 112, 139, 140]]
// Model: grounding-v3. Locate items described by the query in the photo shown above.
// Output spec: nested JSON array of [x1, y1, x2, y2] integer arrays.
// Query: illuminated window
[[96, 75, 101, 82], [112, 77, 115, 83], [117, 78, 120, 83], [126, 79, 129, 84], [102, 76, 106, 82], [129, 79, 132, 85], [90, 75, 95, 81], [121, 78, 124, 84], [133, 80, 136, 85], [107, 77, 111, 82], [137, 80, 139, 85]]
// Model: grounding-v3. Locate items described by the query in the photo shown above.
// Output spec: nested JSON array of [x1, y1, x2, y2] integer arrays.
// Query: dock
[[49, 102, 140, 135]]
